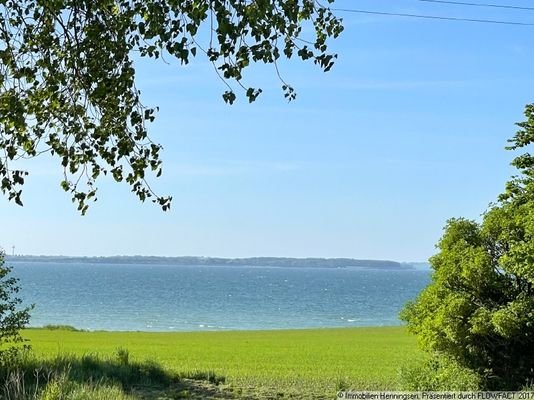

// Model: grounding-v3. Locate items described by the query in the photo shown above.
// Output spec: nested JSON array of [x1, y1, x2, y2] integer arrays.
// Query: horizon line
[[4, 254, 428, 264]]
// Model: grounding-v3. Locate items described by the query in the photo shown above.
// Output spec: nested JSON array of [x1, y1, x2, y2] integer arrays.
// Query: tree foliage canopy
[[401, 104, 534, 390], [0, 0, 343, 213]]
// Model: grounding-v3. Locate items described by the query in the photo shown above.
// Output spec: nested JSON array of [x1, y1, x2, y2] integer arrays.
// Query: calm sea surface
[[11, 262, 430, 332]]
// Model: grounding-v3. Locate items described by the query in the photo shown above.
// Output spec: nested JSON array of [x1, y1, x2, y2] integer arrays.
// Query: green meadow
[[17, 326, 422, 399]]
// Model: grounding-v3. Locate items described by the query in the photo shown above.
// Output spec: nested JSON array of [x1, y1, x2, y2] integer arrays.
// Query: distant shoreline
[[6, 255, 415, 270]]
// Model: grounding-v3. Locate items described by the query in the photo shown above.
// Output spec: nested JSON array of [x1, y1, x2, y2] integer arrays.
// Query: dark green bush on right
[[399, 356, 481, 391]]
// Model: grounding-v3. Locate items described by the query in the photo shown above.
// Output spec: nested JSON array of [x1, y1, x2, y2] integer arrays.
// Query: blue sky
[[1, 0, 534, 261]]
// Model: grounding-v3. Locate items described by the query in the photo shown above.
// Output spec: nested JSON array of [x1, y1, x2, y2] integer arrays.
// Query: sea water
[[11, 262, 430, 331]]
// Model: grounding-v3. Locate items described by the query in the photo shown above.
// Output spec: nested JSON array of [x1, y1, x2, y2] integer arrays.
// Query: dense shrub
[[401, 104, 534, 389]]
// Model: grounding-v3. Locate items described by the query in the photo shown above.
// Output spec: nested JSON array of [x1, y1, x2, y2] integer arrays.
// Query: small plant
[[40, 373, 72, 400], [0, 251, 33, 359], [115, 347, 129, 366], [335, 377, 349, 392]]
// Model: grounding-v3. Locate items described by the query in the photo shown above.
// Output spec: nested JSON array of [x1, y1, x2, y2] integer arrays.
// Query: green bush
[[401, 104, 534, 389], [399, 356, 481, 391]]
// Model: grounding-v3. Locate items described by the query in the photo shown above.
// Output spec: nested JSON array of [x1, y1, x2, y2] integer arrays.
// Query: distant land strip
[[5, 255, 415, 270]]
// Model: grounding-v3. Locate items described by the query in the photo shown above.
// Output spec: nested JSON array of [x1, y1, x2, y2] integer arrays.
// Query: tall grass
[[0, 348, 186, 400]]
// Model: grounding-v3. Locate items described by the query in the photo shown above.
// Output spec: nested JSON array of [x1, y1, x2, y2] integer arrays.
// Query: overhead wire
[[330, 7, 534, 26], [417, 0, 534, 12]]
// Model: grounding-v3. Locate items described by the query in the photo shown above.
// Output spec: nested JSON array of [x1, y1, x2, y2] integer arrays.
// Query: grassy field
[[19, 326, 421, 398]]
